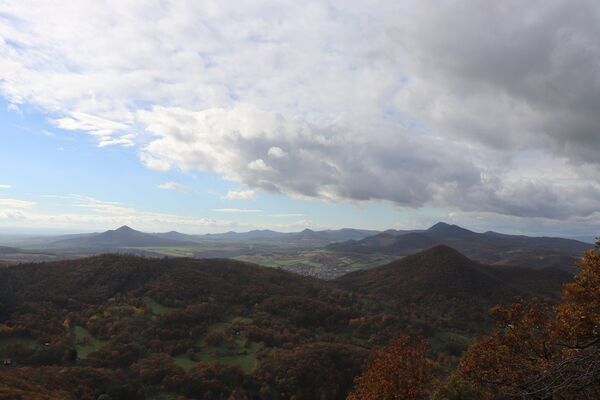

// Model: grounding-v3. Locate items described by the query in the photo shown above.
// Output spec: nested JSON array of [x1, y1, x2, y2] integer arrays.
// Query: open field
[[143, 297, 173, 315], [172, 316, 260, 373], [72, 325, 107, 358], [0, 337, 37, 356]]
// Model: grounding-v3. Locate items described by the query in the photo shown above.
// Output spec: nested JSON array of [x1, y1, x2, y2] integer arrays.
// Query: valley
[[0, 222, 591, 279]]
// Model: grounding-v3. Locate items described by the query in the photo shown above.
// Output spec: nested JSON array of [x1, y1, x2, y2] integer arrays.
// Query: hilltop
[[43, 225, 197, 249], [335, 245, 571, 333]]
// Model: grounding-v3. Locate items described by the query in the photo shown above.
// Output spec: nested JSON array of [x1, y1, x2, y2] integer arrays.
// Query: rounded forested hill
[[335, 245, 572, 333]]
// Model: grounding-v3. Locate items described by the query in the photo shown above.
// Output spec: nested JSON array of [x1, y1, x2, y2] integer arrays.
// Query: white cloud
[[268, 147, 288, 159], [1, 193, 320, 233], [139, 152, 171, 172], [223, 190, 256, 200], [41, 194, 137, 215], [7, 103, 21, 114], [98, 134, 136, 148], [0, 208, 238, 233], [53, 112, 134, 147], [0, 198, 36, 208], [0, 185, 11, 189], [53, 112, 130, 134], [0, 205, 323, 234], [158, 182, 191, 192], [248, 159, 273, 172], [212, 208, 262, 213], [0, 0, 599, 226], [66, 195, 136, 215]]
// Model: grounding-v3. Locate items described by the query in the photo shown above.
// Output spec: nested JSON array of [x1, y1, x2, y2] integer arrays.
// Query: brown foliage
[[457, 240, 600, 399], [347, 335, 435, 400]]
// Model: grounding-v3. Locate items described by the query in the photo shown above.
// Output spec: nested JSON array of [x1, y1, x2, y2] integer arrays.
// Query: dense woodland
[[0, 242, 596, 399]]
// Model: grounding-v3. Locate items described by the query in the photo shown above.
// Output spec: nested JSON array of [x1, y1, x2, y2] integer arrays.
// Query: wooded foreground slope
[[0, 247, 573, 399]]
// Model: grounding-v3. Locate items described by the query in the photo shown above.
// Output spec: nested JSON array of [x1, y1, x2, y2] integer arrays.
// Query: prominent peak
[[427, 222, 453, 231], [393, 245, 475, 270], [426, 222, 475, 237], [300, 228, 315, 234], [115, 225, 135, 232]]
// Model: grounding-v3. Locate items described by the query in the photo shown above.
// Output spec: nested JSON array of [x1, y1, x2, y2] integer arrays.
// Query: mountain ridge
[[328, 222, 591, 271]]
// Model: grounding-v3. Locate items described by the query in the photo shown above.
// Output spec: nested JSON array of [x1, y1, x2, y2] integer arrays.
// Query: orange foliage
[[458, 298, 554, 398], [347, 335, 435, 400], [555, 243, 600, 346], [457, 240, 600, 399]]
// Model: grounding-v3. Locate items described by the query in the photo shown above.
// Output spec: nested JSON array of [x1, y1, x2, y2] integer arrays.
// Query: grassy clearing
[[173, 317, 260, 373], [72, 326, 107, 358], [205, 316, 253, 334], [0, 337, 37, 354], [143, 297, 173, 315], [196, 340, 260, 373], [173, 340, 259, 373], [173, 355, 197, 371], [206, 321, 229, 333]]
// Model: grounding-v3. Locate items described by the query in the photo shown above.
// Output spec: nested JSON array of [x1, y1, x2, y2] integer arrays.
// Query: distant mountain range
[[43, 225, 198, 249], [4, 222, 593, 274], [35, 225, 380, 250], [328, 222, 592, 271], [184, 227, 379, 242]]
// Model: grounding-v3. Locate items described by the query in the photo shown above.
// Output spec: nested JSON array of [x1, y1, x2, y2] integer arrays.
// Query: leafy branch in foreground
[[456, 240, 600, 399]]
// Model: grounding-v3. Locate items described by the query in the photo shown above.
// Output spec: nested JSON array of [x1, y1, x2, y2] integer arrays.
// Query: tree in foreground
[[347, 335, 435, 400], [456, 240, 600, 399]]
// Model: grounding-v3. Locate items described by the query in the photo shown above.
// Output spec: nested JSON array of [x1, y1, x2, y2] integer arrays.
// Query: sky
[[0, 0, 599, 241]]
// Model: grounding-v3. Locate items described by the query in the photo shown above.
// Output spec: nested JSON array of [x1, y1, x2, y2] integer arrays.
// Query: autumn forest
[[0, 239, 598, 399]]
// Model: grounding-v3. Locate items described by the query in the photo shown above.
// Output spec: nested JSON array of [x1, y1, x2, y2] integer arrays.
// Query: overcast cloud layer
[[1, 0, 599, 221]]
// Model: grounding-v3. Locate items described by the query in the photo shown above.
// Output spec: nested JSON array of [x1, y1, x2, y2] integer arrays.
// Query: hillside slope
[[336, 245, 572, 332]]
